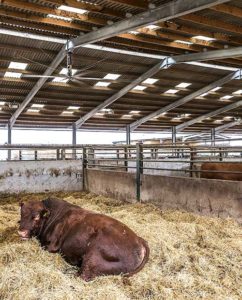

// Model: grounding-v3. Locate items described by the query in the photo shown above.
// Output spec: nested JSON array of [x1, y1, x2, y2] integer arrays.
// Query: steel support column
[[7, 122, 11, 160], [72, 123, 77, 159], [172, 126, 177, 157], [126, 125, 131, 145], [172, 126, 176, 145], [136, 143, 142, 202], [211, 128, 216, 147]]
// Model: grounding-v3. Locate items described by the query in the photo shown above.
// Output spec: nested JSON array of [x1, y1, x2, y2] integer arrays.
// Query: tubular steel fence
[[1, 143, 242, 201], [82, 143, 242, 200]]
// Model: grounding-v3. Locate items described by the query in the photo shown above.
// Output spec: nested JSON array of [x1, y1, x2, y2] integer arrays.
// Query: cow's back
[[201, 162, 242, 181]]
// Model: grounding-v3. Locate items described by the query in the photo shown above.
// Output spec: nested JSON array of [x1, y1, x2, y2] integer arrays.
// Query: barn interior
[[0, 0, 242, 299]]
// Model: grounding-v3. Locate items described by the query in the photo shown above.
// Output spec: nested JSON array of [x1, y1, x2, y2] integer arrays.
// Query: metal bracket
[[65, 40, 74, 53], [160, 57, 175, 70], [235, 69, 242, 80]]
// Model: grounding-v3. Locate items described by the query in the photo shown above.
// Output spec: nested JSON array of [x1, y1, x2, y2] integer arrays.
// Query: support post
[[219, 147, 223, 161], [124, 146, 128, 172], [88, 148, 95, 167], [190, 147, 194, 178], [72, 123, 77, 159], [211, 128, 215, 147], [61, 149, 66, 160], [56, 149, 60, 160], [82, 147, 87, 191], [34, 150, 38, 161], [116, 149, 120, 166], [126, 125, 131, 145], [172, 126, 176, 157], [172, 126, 177, 144], [7, 122, 11, 160], [136, 143, 142, 202], [140, 144, 143, 175], [155, 148, 158, 159], [151, 149, 154, 159]]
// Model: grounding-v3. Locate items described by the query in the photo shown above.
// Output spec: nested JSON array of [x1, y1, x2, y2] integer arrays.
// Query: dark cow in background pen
[[18, 198, 149, 281]]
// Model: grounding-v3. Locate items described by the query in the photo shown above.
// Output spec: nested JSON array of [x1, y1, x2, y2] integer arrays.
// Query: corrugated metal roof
[[0, 0, 242, 132]]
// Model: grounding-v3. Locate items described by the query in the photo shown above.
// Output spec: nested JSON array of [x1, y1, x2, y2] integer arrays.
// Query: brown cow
[[201, 162, 242, 181], [18, 198, 149, 281]]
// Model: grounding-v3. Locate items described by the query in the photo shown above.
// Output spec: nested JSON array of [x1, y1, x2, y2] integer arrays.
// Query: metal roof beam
[[130, 69, 242, 131], [8, 0, 230, 128], [174, 47, 242, 63], [75, 57, 174, 128], [176, 100, 242, 132], [215, 120, 242, 133], [8, 47, 66, 128], [71, 0, 231, 49]]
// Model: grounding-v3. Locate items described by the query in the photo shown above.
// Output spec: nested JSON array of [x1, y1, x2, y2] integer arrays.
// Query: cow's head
[[18, 201, 49, 240]]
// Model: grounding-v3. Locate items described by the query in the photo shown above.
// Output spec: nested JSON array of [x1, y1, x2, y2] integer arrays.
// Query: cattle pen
[[1, 0, 242, 299], [0, 142, 242, 299], [0, 143, 241, 220]]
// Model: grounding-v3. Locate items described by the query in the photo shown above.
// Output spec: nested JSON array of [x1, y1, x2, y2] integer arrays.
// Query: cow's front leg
[[40, 239, 59, 252], [47, 242, 59, 253], [45, 222, 65, 252]]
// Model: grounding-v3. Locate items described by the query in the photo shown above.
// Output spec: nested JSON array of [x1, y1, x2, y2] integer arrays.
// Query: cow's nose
[[18, 230, 29, 239]]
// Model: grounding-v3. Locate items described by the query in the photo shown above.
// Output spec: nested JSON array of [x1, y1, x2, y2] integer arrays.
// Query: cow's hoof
[[79, 273, 93, 282]]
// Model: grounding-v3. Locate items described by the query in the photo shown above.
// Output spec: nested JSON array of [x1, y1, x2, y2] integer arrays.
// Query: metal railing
[[82, 143, 242, 200], [0, 144, 84, 161], [1, 143, 242, 201]]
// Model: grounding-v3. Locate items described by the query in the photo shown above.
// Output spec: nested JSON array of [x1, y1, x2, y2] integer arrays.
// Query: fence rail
[[84, 144, 242, 201], [1, 143, 242, 201]]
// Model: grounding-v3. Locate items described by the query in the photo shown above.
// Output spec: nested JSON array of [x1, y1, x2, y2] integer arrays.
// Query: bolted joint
[[235, 69, 242, 80], [160, 57, 175, 70], [65, 40, 74, 53]]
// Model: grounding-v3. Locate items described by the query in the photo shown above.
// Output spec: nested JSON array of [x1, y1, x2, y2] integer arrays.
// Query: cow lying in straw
[[18, 198, 149, 281]]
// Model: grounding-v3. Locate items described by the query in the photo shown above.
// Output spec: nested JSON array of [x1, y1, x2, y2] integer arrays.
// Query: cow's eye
[[32, 215, 40, 221]]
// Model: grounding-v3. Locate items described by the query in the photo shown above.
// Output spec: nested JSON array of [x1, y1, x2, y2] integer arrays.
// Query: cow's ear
[[41, 208, 50, 218], [19, 201, 24, 207]]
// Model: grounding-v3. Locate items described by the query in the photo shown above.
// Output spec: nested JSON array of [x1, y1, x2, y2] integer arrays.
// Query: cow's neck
[[39, 198, 66, 238], [42, 198, 65, 211]]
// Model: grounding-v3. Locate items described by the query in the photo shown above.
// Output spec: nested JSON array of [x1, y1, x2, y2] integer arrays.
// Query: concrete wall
[[0, 160, 83, 193], [141, 174, 242, 222], [85, 169, 136, 202], [85, 169, 242, 223]]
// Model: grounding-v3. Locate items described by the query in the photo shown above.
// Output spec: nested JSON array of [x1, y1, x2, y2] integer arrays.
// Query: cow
[[18, 198, 149, 281], [200, 162, 242, 181]]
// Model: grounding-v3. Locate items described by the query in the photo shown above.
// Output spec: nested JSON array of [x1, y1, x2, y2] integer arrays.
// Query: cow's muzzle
[[18, 230, 30, 240]]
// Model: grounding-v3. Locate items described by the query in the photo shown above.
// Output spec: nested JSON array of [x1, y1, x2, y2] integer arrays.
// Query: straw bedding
[[0, 192, 241, 300]]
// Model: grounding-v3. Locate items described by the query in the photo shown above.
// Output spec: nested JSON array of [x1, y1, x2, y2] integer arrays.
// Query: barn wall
[[0, 160, 83, 193], [85, 169, 242, 222]]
